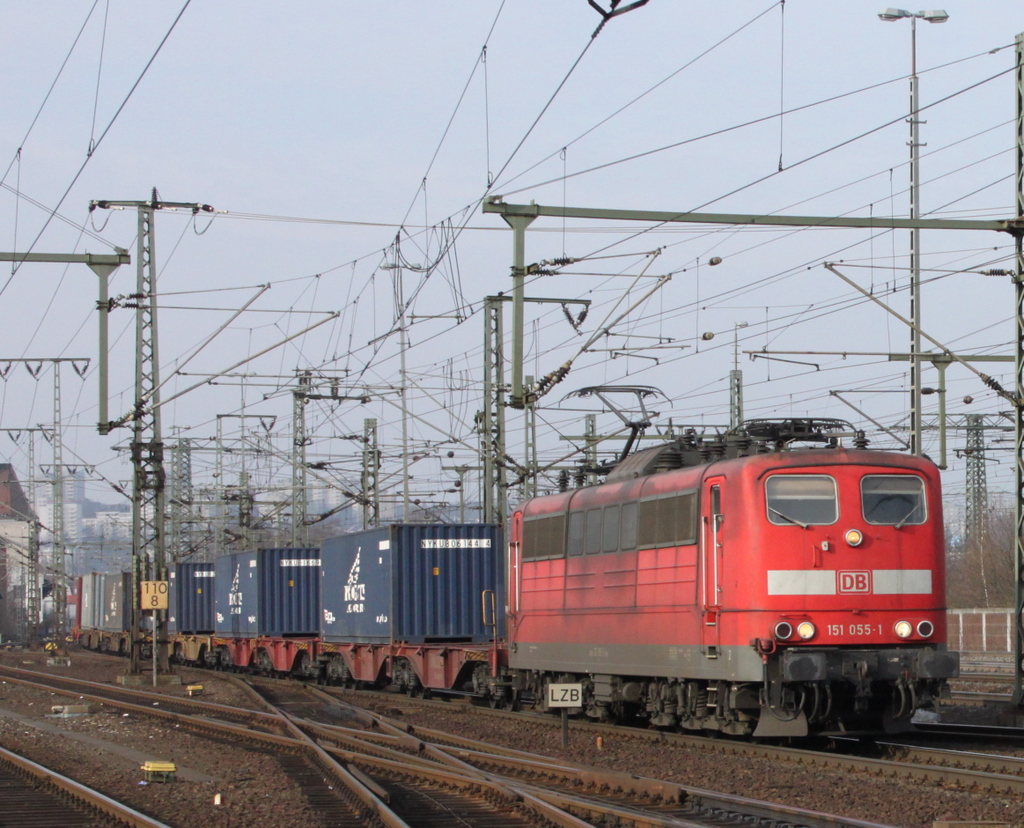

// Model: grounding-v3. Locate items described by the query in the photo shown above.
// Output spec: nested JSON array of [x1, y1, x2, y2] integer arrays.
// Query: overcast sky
[[2, 1, 1023, 528]]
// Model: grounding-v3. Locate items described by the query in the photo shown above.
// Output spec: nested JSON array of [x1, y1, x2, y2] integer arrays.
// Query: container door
[[701, 477, 725, 656]]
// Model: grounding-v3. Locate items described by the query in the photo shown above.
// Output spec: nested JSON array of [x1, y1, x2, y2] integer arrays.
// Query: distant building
[[0, 464, 38, 640], [82, 510, 132, 542]]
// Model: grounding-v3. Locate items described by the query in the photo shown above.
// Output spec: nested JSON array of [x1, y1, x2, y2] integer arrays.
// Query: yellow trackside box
[[141, 761, 177, 782], [186, 684, 203, 697]]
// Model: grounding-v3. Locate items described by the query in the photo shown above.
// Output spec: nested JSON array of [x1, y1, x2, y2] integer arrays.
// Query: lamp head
[[878, 7, 911, 20], [921, 9, 948, 22]]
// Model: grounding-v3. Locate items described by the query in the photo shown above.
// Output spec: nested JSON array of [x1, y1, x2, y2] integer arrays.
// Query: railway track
[[248, 678, 894, 828], [0, 663, 379, 826], [0, 742, 171, 828], [0, 662, 897, 828], [308, 678, 1024, 797]]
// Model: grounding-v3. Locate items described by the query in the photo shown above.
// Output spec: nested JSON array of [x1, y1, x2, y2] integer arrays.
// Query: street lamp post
[[878, 8, 948, 456]]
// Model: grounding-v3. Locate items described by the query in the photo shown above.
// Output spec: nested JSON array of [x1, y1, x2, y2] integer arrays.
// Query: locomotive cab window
[[765, 475, 837, 526], [861, 475, 926, 526]]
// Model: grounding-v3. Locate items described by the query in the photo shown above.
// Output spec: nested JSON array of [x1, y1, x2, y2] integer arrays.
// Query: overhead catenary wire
[[8, 6, 1020, 525], [0, 0, 102, 191], [0, 0, 193, 295]]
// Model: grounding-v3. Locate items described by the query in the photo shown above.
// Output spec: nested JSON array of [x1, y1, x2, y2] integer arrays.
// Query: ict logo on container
[[228, 565, 243, 615], [344, 550, 366, 614], [837, 571, 871, 594]]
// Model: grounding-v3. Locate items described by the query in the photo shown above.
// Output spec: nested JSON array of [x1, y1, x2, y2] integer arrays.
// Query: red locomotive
[[503, 419, 959, 736]]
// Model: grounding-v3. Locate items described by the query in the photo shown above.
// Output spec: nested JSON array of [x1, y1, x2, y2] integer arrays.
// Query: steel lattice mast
[[1013, 33, 1024, 705], [964, 414, 989, 549], [91, 192, 213, 676]]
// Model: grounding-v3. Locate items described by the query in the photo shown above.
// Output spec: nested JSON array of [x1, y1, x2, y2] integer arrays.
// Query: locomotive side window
[[522, 514, 567, 560], [602, 505, 620, 552], [585, 509, 603, 555], [861, 475, 926, 526], [620, 501, 638, 550], [637, 491, 698, 548], [567, 511, 586, 557], [676, 492, 698, 543], [765, 475, 837, 526]]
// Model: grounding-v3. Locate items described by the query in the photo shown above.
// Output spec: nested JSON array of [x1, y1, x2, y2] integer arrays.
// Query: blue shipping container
[[320, 524, 503, 644], [257, 548, 320, 637], [214, 552, 258, 637], [176, 562, 215, 634]]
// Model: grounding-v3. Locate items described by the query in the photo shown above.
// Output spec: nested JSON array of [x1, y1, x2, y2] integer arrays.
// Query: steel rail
[[317, 681, 1024, 797], [0, 665, 286, 732], [305, 689, 896, 828], [12, 664, 1014, 821], [242, 674, 586, 828], [0, 743, 172, 828], [875, 738, 1024, 776], [0, 666, 397, 826]]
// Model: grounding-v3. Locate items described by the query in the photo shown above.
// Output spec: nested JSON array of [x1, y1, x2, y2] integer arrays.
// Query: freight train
[[75, 418, 959, 738]]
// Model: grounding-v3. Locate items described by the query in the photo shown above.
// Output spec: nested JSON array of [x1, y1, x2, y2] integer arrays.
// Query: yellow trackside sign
[[141, 580, 169, 610]]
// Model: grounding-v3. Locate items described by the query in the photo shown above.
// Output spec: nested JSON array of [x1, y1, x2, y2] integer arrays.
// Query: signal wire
[[501, 60, 1015, 208], [397, 0, 507, 229], [494, 1, 782, 194], [0, 0, 101, 190], [0, 0, 193, 294], [88, 0, 111, 156]]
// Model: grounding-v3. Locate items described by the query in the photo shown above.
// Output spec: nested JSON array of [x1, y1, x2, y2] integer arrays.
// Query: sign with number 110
[[141, 580, 169, 610]]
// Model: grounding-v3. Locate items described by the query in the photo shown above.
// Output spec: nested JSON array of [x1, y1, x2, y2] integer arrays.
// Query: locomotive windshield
[[861, 475, 926, 526], [765, 475, 837, 526]]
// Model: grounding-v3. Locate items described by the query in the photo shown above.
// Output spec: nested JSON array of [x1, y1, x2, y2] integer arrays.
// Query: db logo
[[838, 571, 871, 594]]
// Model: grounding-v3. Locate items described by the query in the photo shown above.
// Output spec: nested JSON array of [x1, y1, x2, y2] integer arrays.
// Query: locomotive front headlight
[[894, 620, 913, 639], [774, 621, 794, 640], [917, 620, 934, 638], [845, 528, 864, 547], [796, 621, 816, 640]]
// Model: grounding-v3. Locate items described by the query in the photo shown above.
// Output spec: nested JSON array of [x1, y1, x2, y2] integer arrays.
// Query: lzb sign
[[547, 683, 583, 708]]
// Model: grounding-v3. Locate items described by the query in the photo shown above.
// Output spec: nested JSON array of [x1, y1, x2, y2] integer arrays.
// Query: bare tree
[[946, 505, 1016, 609]]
